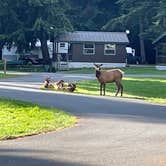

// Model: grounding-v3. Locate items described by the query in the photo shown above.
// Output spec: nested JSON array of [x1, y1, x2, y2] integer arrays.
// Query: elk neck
[[96, 70, 101, 78]]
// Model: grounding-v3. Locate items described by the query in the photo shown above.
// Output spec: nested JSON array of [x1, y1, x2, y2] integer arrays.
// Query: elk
[[63, 83, 76, 92], [93, 64, 124, 96], [54, 80, 64, 90], [43, 77, 54, 88]]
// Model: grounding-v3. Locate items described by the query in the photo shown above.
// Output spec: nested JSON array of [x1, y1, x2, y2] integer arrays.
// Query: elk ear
[[93, 63, 97, 68]]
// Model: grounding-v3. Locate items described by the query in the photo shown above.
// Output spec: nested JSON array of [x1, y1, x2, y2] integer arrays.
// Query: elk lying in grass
[[54, 80, 64, 90], [43, 77, 54, 88], [93, 64, 124, 96], [63, 83, 76, 92], [54, 80, 76, 92]]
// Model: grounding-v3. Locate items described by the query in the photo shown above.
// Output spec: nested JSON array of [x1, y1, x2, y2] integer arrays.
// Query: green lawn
[[0, 73, 19, 79], [0, 98, 76, 140], [61, 66, 166, 75], [75, 77, 166, 104], [0, 61, 45, 72]]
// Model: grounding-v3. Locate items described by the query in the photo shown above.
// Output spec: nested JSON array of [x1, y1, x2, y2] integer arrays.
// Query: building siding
[[71, 43, 126, 63]]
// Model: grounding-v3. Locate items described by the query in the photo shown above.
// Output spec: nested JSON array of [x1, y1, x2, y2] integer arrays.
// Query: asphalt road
[[0, 73, 166, 166]]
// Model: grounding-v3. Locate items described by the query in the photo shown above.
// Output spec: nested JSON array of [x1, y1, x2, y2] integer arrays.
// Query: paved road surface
[[0, 73, 166, 166]]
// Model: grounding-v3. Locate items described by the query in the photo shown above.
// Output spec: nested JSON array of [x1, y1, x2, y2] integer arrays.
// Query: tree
[[0, 0, 20, 60], [103, 0, 159, 64], [15, 0, 73, 62], [0, 0, 73, 62], [145, 0, 166, 39], [68, 0, 99, 30], [69, 0, 119, 31]]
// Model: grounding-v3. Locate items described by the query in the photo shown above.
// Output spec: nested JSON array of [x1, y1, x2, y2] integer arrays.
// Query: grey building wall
[[71, 43, 126, 63]]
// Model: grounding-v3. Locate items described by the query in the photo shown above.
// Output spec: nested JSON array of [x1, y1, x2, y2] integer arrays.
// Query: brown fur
[[54, 80, 64, 90], [63, 83, 76, 92], [94, 64, 124, 96], [43, 77, 53, 88]]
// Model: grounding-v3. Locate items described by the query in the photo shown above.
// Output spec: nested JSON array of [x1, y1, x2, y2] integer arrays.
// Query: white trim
[[83, 43, 95, 55], [156, 65, 166, 70], [104, 44, 116, 55], [68, 62, 126, 68]]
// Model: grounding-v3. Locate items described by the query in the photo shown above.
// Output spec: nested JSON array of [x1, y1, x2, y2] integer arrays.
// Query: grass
[[75, 77, 166, 104], [61, 66, 166, 75], [0, 73, 19, 79], [41, 77, 166, 104], [0, 62, 46, 72], [0, 98, 76, 140]]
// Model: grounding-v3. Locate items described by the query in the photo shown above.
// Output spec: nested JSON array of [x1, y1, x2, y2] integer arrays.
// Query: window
[[60, 42, 65, 47], [83, 43, 95, 55], [104, 44, 116, 55]]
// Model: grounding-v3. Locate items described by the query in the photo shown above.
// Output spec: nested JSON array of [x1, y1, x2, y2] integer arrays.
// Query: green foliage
[[0, 0, 73, 58], [0, 73, 19, 79], [103, 0, 165, 40], [0, 98, 76, 140], [0, 0, 165, 62]]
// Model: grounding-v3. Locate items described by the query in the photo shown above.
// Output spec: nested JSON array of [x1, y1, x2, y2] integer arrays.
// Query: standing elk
[[93, 63, 124, 96]]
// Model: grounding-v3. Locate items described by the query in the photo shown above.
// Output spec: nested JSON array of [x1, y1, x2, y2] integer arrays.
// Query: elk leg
[[115, 82, 120, 96], [103, 84, 105, 96], [120, 84, 123, 96], [100, 83, 102, 95]]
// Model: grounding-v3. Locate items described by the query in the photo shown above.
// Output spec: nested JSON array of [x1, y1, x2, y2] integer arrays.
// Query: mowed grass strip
[[0, 98, 76, 140], [61, 66, 166, 75], [75, 77, 166, 104], [0, 73, 19, 79]]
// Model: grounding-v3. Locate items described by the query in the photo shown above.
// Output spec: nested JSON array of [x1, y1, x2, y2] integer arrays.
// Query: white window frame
[[60, 42, 65, 48], [104, 44, 116, 55], [83, 43, 95, 55]]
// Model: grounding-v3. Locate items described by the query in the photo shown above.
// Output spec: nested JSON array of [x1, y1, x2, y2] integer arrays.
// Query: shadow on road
[[0, 150, 92, 166]]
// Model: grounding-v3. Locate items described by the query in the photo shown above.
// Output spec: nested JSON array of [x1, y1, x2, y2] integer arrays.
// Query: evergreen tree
[[103, 0, 159, 63], [0, 0, 20, 59], [0, 0, 73, 62]]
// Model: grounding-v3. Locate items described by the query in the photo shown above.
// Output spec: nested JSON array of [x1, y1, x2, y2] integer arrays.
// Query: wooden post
[[4, 58, 7, 75]]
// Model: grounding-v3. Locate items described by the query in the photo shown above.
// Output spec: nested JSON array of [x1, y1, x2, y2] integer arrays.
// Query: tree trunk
[[0, 49, 2, 60], [0, 41, 5, 60], [40, 39, 50, 64], [139, 20, 146, 64], [52, 41, 57, 61]]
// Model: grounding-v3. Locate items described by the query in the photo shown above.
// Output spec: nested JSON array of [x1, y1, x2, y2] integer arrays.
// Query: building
[[55, 31, 129, 68], [2, 46, 18, 61], [2, 40, 53, 60], [153, 32, 166, 70]]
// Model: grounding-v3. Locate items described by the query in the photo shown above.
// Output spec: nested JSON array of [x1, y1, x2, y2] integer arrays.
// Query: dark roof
[[55, 31, 129, 43], [153, 32, 166, 44]]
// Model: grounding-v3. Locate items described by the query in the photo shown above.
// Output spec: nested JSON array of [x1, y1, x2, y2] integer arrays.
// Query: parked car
[[19, 57, 45, 65], [126, 54, 141, 64], [126, 47, 141, 64], [6, 60, 27, 66]]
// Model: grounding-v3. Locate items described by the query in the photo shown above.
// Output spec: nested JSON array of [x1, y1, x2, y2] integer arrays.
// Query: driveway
[[0, 73, 166, 166]]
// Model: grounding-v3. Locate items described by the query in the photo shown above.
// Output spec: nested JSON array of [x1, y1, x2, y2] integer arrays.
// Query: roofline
[[55, 41, 129, 44], [72, 31, 127, 33], [54, 31, 129, 43]]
